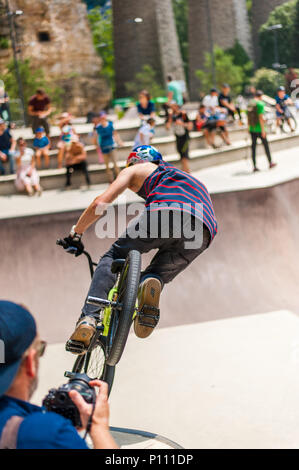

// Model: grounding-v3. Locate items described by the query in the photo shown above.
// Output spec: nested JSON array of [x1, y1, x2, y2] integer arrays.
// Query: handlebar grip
[[56, 238, 68, 248]]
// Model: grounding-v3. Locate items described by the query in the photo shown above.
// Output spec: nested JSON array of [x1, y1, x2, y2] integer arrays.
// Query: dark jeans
[[250, 132, 272, 168], [176, 135, 189, 160], [82, 210, 211, 318], [31, 116, 50, 136], [0, 150, 14, 175], [66, 161, 90, 186]]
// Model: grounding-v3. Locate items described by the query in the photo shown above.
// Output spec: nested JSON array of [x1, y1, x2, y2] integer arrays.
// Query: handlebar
[[56, 239, 97, 278]]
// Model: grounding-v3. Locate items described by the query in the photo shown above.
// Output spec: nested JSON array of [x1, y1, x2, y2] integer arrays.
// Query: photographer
[[0, 301, 118, 449]]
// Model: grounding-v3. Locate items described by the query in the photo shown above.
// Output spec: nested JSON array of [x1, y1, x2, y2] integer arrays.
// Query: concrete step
[[1, 131, 298, 196]]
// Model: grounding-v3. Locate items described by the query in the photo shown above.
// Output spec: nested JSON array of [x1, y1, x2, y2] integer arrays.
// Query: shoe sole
[[70, 324, 95, 348], [134, 278, 161, 339]]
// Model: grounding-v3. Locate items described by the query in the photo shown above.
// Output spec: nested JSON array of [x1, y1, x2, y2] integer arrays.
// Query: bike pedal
[[65, 339, 86, 354]]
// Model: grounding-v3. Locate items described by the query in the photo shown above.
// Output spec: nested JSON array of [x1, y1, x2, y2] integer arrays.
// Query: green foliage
[[293, 0, 299, 65], [195, 45, 252, 95], [0, 59, 62, 110], [125, 65, 165, 100], [250, 67, 284, 96], [259, 0, 296, 68], [0, 37, 9, 49], [172, 0, 188, 78], [88, 7, 114, 92]]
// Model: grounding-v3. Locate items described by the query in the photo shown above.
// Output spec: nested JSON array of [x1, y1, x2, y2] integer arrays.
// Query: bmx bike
[[57, 239, 142, 394], [278, 108, 297, 133]]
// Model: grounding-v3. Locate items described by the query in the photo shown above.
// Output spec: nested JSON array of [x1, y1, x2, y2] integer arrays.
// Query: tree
[[259, 0, 296, 68], [88, 7, 115, 93], [195, 46, 248, 95], [250, 67, 284, 96], [125, 65, 164, 100], [293, 0, 299, 65]]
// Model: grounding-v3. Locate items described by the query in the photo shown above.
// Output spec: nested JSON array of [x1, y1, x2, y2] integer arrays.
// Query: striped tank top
[[137, 161, 218, 241]]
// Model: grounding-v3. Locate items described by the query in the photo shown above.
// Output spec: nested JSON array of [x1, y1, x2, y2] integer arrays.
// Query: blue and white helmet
[[127, 145, 163, 167]]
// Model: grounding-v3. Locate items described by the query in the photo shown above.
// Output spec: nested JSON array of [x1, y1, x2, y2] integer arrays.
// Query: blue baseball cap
[[35, 127, 45, 133], [0, 301, 36, 396]]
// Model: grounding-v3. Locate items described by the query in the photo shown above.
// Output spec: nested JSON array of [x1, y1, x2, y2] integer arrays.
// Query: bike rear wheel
[[72, 340, 115, 394], [282, 113, 297, 133], [106, 250, 141, 366]]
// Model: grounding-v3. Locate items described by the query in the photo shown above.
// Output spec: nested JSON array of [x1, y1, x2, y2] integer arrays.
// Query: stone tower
[[251, 0, 288, 66], [188, 0, 252, 99], [112, 0, 184, 97], [0, 0, 110, 115]]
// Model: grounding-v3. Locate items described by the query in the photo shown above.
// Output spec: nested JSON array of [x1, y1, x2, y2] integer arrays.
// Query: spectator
[[166, 103, 192, 173], [28, 89, 52, 138], [93, 112, 124, 183], [0, 301, 118, 449], [195, 105, 219, 149], [33, 127, 50, 169], [15, 138, 42, 196], [134, 118, 155, 148], [202, 89, 231, 145], [285, 67, 298, 96], [275, 86, 294, 132], [247, 90, 276, 172], [0, 118, 16, 175], [218, 84, 242, 125], [166, 75, 184, 107], [137, 90, 155, 120], [65, 139, 90, 188], [202, 88, 219, 112], [0, 83, 11, 127]]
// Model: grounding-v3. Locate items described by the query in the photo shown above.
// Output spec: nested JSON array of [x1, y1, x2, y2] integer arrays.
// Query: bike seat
[[111, 259, 125, 274]]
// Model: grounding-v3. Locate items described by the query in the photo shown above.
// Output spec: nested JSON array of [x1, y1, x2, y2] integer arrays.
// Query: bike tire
[[72, 341, 115, 395], [106, 250, 141, 366], [282, 113, 297, 133]]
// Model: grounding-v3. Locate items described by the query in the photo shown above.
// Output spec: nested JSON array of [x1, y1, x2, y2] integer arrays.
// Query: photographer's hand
[[69, 380, 118, 449]]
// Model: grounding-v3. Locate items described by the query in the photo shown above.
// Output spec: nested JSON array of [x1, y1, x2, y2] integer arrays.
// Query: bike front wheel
[[106, 250, 141, 366], [72, 340, 115, 394]]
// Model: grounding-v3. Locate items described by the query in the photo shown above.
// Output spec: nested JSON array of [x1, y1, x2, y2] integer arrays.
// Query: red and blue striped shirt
[[137, 162, 217, 241]]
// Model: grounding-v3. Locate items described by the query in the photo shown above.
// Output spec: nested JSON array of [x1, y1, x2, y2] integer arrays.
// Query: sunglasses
[[35, 340, 47, 357]]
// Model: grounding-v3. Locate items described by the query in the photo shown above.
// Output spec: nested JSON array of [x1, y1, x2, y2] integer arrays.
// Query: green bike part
[[102, 287, 118, 337]]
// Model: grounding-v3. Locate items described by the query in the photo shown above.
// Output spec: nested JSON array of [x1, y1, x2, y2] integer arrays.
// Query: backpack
[[247, 100, 259, 127]]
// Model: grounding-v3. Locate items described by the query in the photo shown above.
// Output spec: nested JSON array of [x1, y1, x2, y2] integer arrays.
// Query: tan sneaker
[[68, 316, 96, 351], [134, 278, 161, 339]]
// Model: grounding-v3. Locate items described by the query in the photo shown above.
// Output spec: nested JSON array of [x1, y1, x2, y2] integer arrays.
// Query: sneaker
[[134, 278, 161, 339], [269, 162, 277, 169], [68, 316, 96, 351]]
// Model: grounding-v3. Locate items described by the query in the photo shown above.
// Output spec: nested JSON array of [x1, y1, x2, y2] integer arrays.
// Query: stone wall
[[251, 0, 288, 66], [0, 0, 110, 115], [112, 0, 184, 98], [188, 0, 252, 99]]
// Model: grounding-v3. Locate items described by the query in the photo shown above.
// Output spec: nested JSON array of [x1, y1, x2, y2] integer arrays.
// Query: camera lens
[[57, 392, 67, 403]]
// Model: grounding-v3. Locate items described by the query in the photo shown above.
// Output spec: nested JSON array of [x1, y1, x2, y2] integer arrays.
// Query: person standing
[[28, 89, 52, 137], [248, 90, 276, 173], [166, 75, 184, 106], [93, 112, 124, 183], [166, 104, 193, 173], [0, 119, 16, 175], [0, 84, 11, 127]]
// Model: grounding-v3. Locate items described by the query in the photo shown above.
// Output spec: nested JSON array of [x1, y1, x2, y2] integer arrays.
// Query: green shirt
[[167, 81, 183, 106], [249, 99, 265, 133]]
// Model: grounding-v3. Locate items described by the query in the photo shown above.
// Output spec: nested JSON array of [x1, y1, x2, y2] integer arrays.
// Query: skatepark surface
[[2, 146, 299, 448]]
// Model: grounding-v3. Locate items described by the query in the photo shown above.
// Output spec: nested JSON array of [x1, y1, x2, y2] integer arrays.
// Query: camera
[[42, 373, 96, 428]]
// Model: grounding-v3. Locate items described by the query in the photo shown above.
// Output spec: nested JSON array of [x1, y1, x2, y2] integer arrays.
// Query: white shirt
[[15, 147, 34, 164], [134, 123, 155, 147], [203, 94, 219, 110]]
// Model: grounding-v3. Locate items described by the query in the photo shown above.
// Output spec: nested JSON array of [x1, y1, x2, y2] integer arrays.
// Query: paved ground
[[1, 143, 299, 220], [32, 311, 299, 449]]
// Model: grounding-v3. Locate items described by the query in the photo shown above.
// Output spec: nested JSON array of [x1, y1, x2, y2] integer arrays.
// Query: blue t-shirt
[[0, 395, 88, 449], [275, 94, 289, 108], [0, 128, 12, 152], [33, 136, 50, 149], [137, 101, 155, 116], [95, 121, 115, 153]]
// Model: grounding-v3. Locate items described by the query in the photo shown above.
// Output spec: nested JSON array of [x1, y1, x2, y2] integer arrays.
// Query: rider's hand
[[63, 235, 84, 257], [69, 380, 118, 449]]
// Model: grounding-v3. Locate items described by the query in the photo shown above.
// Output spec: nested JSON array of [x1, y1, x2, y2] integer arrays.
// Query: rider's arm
[[74, 167, 134, 235]]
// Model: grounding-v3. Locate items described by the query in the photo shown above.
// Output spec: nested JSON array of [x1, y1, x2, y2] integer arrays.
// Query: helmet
[[277, 86, 285, 92], [127, 145, 163, 167]]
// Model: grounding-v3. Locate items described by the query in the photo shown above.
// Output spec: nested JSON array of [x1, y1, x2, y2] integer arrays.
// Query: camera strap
[[84, 399, 96, 440], [0, 416, 24, 449]]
